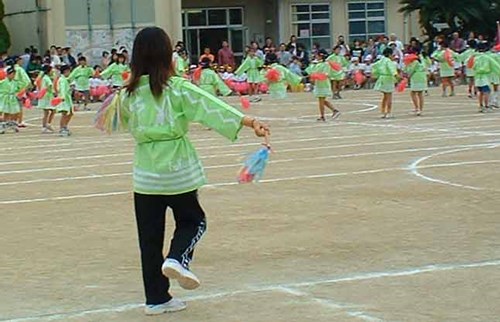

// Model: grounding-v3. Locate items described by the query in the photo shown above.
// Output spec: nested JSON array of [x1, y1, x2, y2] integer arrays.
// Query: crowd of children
[[0, 48, 130, 135], [1, 31, 499, 135]]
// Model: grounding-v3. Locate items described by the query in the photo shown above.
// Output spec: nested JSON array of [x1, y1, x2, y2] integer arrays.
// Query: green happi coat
[[101, 63, 130, 87], [472, 52, 500, 87], [487, 52, 500, 85], [173, 52, 187, 77], [55, 75, 74, 113], [198, 68, 232, 96], [235, 56, 264, 83], [36, 72, 54, 110], [459, 48, 477, 77], [112, 76, 244, 195], [305, 62, 333, 98], [326, 53, 348, 81], [372, 57, 398, 93], [14, 64, 31, 91], [404, 60, 428, 92], [266, 63, 302, 99], [69, 65, 94, 91], [431, 49, 459, 78], [0, 78, 21, 114]]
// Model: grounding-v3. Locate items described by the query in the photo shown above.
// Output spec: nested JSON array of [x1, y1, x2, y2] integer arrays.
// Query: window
[[182, 8, 246, 64], [348, 1, 386, 42], [291, 4, 331, 51]]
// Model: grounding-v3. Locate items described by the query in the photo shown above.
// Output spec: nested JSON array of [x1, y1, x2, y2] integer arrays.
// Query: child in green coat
[[235, 48, 264, 102], [69, 56, 94, 111], [0, 66, 21, 133], [55, 65, 74, 136], [372, 48, 398, 118]]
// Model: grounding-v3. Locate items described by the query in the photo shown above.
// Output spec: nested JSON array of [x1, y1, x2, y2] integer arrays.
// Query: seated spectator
[[199, 47, 215, 63]]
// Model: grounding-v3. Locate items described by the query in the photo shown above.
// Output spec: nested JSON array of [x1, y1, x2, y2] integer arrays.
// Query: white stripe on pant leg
[[181, 221, 206, 268]]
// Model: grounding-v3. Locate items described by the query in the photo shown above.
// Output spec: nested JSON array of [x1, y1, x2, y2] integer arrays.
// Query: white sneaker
[[162, 258, 200, 290], [144, 298, 187, 316]]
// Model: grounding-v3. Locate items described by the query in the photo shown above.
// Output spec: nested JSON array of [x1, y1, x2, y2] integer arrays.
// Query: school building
[[3, 0, 420, 63]]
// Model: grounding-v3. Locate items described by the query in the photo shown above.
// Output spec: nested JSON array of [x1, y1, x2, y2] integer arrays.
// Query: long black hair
[[126, 27, 174, 97]]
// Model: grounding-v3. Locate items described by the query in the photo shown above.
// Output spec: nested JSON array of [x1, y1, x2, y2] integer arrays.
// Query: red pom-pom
[[28, 92, 37, 100], [51, 97, 63, 106], [259, 83, 269, 93], [397, 78, 408, 93], [403, 54, 419, 66], [23, 98, 32, 109], [266, 69, 281, 83], [240, 96, 251, 110], [329, 61, 342, 72], [192, 67, 202, 82], [0, 69, 7, 80], [444, 49, 454, 67], [353, 70, 366, 85], [494, 44, 500, 52], [16, 89, 26, 99], [235, 82, 249, 94], [310, 73, 328, 81], [467, 56, 475, 69], [122, 71, 130, 81]]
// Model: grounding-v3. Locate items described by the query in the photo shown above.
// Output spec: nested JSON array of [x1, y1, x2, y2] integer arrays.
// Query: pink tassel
[[329, 61, 342, 72], [353, 70, 366, 85], [397, 78, 408, 93], [23, 98, 32, 109], [266, 69, 280, 83], [51, 97, 63, 106], [240, 96, 251, 110]]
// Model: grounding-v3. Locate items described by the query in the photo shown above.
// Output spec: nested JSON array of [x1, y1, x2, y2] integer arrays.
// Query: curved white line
[[408, 144, 500, 191]]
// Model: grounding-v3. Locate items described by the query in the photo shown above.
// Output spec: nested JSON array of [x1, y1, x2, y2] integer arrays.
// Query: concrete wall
[[3, 0, 44, 53]]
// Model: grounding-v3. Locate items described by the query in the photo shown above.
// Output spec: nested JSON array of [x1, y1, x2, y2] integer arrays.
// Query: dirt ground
[[0, 86, 499, 322]]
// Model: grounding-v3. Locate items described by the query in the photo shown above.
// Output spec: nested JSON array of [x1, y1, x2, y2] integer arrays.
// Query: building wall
[[278, 0, 421, 49], [3, 0, 45, 53], [182, 0, 278, 44]]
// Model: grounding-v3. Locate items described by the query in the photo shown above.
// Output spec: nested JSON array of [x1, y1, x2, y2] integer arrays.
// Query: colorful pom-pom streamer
[[238, 145, 271, 184], [94, 92, 125, 134], [396, 78, 408, 93], [265, 69, 281, 83], [0, 69, 6, 80], [329, 61, 342, 72]]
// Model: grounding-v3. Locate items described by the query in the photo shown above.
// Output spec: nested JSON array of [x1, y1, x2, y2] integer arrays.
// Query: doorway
[[182, 8, 247, 65]]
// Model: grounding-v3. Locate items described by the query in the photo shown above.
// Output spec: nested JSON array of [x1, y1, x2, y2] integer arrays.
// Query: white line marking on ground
[[277, 287, 385, 322], [3, 259, 498, 322], [408, 145, 500, 191], [3, 143, 499, 204]]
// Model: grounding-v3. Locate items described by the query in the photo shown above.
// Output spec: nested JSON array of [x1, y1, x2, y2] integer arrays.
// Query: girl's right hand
[[252, 119, 270, 138]]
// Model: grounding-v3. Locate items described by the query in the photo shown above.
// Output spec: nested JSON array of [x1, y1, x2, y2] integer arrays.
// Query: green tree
[[399, 0, 500, 42], [0, 0, 11, 53]]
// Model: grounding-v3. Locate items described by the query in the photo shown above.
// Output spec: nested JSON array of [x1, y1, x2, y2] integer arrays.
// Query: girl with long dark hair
[[100, 27, 270, 316]]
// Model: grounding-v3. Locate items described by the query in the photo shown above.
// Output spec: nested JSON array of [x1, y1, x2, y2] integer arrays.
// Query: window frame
[[347, 0, 386, 42], [290, 3, 332, 51]]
